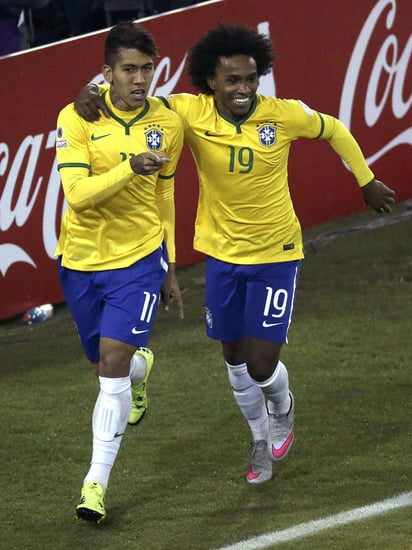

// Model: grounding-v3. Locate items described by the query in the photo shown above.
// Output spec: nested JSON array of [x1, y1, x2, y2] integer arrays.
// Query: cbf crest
[[257, 123, 277, 147], [144, 124, 164, 151]]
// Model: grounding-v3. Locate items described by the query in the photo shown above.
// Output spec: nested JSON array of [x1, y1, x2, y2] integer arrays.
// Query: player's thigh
[[205, 257, 245, 341], [58, 260, 101, 362], [245, 260, 301, 343], [99, 246, 168, 348]]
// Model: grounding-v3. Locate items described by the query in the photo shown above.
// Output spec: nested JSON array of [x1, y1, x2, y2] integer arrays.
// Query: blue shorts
[[205, 257, 301, 344], [58, 245, 168, 363]]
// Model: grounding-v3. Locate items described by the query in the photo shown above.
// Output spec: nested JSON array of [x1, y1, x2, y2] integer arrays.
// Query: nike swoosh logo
[[114, 431, 124, 438], [247, 466, 262, 480], [271, 430, 294, 459], [262, 321, 283, 328], [131, 327, 149, 334], [91, 133, 111, 141], [204, 131, 219, 136]]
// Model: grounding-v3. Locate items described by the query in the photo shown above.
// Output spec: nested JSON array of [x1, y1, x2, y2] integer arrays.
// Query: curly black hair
[[105, 21, 158, 66], [187, 24, 275, 94]]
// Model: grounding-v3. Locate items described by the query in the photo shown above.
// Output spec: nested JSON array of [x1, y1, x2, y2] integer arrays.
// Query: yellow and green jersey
[[55, 91, 183, 270], [162, 93, 374, 264]]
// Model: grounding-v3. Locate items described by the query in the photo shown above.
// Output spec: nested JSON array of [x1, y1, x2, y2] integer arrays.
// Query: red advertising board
[[0, 0, 411, 320]]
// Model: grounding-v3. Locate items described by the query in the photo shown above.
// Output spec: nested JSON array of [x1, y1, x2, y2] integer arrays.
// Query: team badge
[[144, 124, 164, 151], [257, 124, 276, 147]]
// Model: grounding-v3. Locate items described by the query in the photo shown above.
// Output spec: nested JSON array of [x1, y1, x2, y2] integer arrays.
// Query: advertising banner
[[0, 0, 411, 319]]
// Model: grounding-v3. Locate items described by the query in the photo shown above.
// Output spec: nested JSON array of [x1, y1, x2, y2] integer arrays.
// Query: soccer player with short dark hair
[[56, 21, 184, 522]]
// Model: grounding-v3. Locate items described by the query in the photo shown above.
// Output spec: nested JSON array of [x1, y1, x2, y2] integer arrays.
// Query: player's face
[[208, 55, 259, 120], [103, 48, 154, 111]]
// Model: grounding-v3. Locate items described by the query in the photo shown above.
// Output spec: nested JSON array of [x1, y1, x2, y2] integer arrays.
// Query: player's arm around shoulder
[[74, 83, 110, 121]]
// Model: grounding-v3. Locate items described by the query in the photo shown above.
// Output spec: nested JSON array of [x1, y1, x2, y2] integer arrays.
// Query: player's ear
[[207, 77, 216, 91], [102, 64, 112, 84]]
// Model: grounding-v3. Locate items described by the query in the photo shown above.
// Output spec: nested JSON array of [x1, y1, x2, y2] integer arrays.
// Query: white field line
[[215, 491, 412, 550]]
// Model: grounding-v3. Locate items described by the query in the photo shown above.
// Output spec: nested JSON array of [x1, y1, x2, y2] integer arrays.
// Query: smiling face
[[207, 55, 259, 121], [102, 47, 155, 111]]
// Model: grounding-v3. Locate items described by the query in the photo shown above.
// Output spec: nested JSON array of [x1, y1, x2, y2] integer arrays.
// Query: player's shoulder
[[147, 96, 182, 121], [58, 102, 77, 118], [257, 95, 317, 119], [257, 94, 306, 109], [159, 92, 212, 112], [148, 95, 178, 112], [57, 102, 86, 128]]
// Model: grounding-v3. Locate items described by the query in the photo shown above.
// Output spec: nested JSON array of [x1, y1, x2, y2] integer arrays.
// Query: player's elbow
[[65, 196, 91, 213]]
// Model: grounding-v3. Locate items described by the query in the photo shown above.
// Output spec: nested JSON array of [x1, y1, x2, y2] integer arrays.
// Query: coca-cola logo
[[339, 0, 411, 164], [0, 132, 62, 275]]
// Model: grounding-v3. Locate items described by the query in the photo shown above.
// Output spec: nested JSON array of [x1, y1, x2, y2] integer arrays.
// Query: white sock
[[129, 353, 146, 384], [84, 376, 131, 491], [227, 362, 268, 441], [254, 361, 291, 415]]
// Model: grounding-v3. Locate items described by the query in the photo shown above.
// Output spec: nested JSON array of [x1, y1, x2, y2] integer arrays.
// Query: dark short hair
[[187, 24, 275, 94], [104, 21, 158, 66]]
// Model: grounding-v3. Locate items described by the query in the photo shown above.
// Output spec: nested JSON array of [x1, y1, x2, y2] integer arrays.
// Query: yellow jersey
[[162, 93, 374, 264], [55, 91, 183, 270]]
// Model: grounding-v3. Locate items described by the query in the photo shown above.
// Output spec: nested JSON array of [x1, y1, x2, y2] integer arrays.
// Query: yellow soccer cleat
[[76, 481, 106, 523], [128, 347, 154, 426]]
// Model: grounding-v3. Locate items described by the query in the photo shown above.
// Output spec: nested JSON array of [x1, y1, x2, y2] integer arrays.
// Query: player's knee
[[247, 358, 279, 382]]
